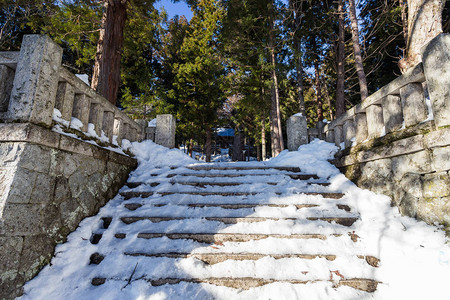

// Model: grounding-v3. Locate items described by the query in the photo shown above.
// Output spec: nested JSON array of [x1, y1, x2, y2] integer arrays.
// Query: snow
[[293, 113, 303, 117], [18, 139, 449, 300], [75, 74, 90, 86], [148, 118, 157, 127]]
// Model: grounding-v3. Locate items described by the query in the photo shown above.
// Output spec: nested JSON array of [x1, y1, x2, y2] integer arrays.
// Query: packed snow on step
[[19, 139, 449, 300]]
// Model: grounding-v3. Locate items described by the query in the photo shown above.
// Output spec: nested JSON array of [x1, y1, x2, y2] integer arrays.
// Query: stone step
[[133, 233, 333, 242], [91, 277, 378, 292], [166, 173, 319, 180], [124, 203, 321, 211], [124, 252, 338, 263], [123, 252, 379, 267], [120, 191, 344, 199], [120, 216, 358, 226], [186, 166, 301, 172], [126, 180, 330, 189]]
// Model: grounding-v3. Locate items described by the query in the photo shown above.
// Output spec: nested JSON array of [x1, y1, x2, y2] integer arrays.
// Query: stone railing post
[[334, 125, 343, 147], [55, 81, 74, 125], [366, 104, 384, 139], [421, 33, 450, 128], [88, 103, 103, 136], [113, 116, 125, 146], [355, 112, 368, 144], [382, 95, 403, 133], [326, 128, 335, 143], [155, 114, 176, 149], [7, 35, 62, 126], [102, 111, 114, 142], [400, 83, 427, 127], [343, 118, 356, 148], [72, 94, 91, 132], [286, 114, 307, 151], [0, 65, 14, 112]]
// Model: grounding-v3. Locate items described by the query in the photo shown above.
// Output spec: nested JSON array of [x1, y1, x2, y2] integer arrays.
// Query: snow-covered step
[[119, 190, 345, 199], [90, 276, 378, 292], [186, 165, 301, 172], [119, 216, 358, 226], [166, 173, 320, 180], [132, 233, 334, 243], [124, 203, 321, 210]]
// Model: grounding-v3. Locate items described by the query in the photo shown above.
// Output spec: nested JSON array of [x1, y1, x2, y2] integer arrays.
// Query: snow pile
[[268, 139, 340, 178]]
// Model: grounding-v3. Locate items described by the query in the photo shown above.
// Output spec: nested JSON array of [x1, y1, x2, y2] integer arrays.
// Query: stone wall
[[314, 34, 450, 234], [0, 35, 144, 299], [0, 124, 137, 299]]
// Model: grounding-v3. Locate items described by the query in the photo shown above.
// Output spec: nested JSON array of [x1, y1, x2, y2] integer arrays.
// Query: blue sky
[[155, 0, 193, 20]]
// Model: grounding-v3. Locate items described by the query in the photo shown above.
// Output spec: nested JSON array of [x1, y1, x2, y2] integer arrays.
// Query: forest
[[1, 0, 449, 161]]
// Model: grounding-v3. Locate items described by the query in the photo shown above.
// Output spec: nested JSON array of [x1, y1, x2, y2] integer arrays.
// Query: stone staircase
[[87, 164, 380, 295]]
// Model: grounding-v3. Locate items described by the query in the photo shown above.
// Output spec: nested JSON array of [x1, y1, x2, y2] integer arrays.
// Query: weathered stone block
[[113, 116, 125, 146], [18, 144, 51, 174], [325, 128, 334, 143], [366, 104, 384, 139], [400, 83, 427, 127], [55, 81, 74, 123], [30, 172, 55, 204], [156, 114, 176, 149], [391, 150, 432, 180], [399, 173, 424, 199], [423, 172, 450, 198], [18, 235, 55, 281], [59, 135, 94, 157], [425, 127, 450, 149], [0, 143, 24, 168], [355, 113, 368, 144], [0, 65, 15, 112], [382, 95, 403, 133], [421, 33, 450, 128], [7, 167, 37, 204], [417, 196, 450, 227], [0, 236, 23, 274], [7, 35, 62, 126], [2, 203, 41, 235], [287, 114, 308, 151], [431, 146, 450, 172]]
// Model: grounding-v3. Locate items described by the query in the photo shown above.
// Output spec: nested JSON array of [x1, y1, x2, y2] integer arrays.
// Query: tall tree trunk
[[401, 0, 444, 72], [348, 0, 369, 101], [322, 79, 334, 121], [205, 126, 212, 162], [261, 118, 266, 161], [313, 58, 324, 122], [268, 3, 284, 156], [336, 0, 346, 117], [400, 0, 409, 45], [232, 129, 243, 161], [91, 0, 128, 105], [291, 0, 306, 115]]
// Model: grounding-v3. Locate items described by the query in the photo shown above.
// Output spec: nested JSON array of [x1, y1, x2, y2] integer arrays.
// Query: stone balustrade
[[0, 35, 148, 147], [307, 34, 450, 234]]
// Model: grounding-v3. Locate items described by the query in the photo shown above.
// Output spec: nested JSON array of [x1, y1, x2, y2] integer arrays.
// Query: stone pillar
[[343, 118, 356, 148], [0, 65, 14, 112], [366, 104, 384, 139], [72, 94, 91, 132], [400, 83, 427, 127], [334, 125, 343, 147], [155, 114, 176, 149], [54, 81, 74, 124], [113, 116, 125, 146], [421, 33, 450, 128], [326, 128, 335, 143], [286, 114, 308, 151], [102, 111, 114, 142], [146, 127, 156, 141], [88, 103, 103, 136], [382, 95, 403, 133], [123, 123, 131, 141], [7, 35, 62, 127], [355, 112, 368, 144]]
